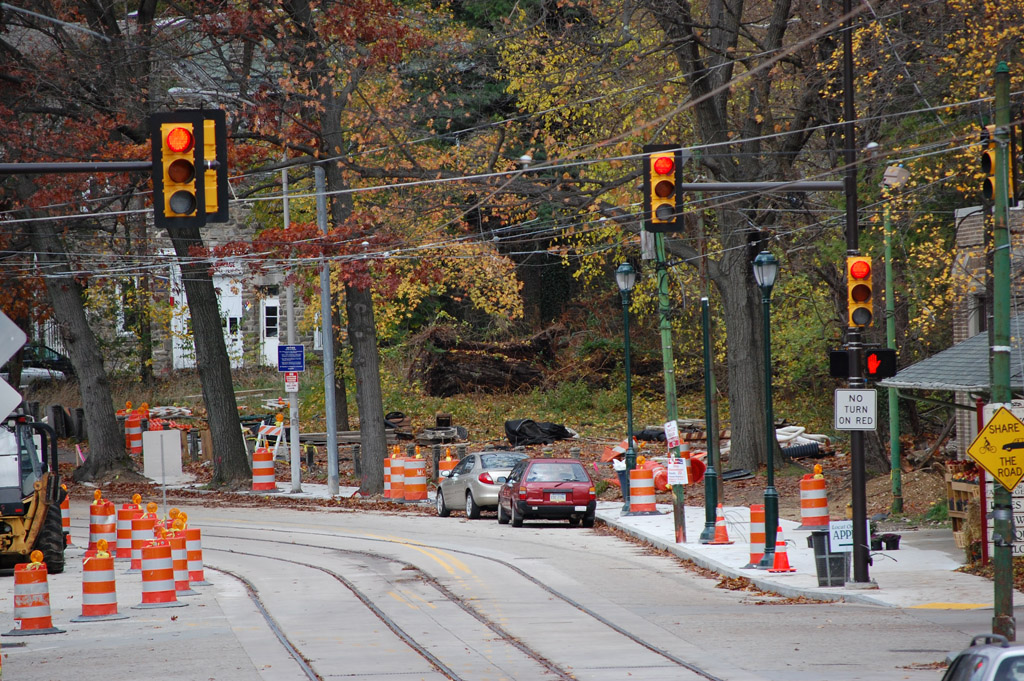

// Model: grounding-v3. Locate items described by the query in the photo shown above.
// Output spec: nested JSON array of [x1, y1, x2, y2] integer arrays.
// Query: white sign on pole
[[834, 389, 877, 430], [667, 458, 689, 485], [0, 311, 26, 421], [829, 520, 854, 552], [664, 420, 680, 450], [284, 371, 299, 393]]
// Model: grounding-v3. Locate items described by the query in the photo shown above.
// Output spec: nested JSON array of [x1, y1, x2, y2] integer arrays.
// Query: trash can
[[807, 530, 850, 587]]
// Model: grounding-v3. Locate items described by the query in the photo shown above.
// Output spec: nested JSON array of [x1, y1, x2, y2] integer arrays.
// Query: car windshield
[[943, 653, 991, 681], [481, 453, 525, 469], [526, 462, 588, 482]]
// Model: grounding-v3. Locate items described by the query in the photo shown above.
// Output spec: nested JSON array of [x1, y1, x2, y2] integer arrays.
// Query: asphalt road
[[1, 502, 1013, 680]]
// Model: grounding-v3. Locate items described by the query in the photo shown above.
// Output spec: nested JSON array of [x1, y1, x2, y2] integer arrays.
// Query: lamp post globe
[[616, 262, 638, 512], [753, 250, 780, 568]]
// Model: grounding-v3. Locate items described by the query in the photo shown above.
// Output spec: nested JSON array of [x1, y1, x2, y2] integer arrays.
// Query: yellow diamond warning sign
[[968, 406, 1024, 491]]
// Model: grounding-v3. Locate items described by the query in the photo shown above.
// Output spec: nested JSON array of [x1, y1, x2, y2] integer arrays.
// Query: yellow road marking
[[387, 591, 418, 610]]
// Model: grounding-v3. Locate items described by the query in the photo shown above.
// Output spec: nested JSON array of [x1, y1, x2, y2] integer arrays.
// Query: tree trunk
[[714, 246, 770, 472], [166, 224, 250, 487], [27, 220, 134, 481], [332, 304, 350, 431], [345, 282, 386, 495]]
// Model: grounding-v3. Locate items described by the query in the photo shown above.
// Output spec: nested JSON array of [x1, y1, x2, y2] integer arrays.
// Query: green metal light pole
[[753, 251, 780, 568], [616, 262, 638, 514], [990, 61, 1015, 641], [699, 296, 720, 543], [882, 164, 910, 514]]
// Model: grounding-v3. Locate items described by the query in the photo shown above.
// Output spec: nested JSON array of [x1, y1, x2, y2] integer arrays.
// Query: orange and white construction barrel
[[4, 560, 64, 636], [133, 540, 187, 609], [384, 457, 391, 498], [115, 506, 140, 560], [744, 504, 766, 569], [438, 454, 457, 480], [627, 469, 658, 514], [167, 531, 197, 596], [252, 446, 276, 491], [403, 458, 427, 502], [185, 527, 211, 586], [389, 457, 406, 502], [129, 514, 156, 572], [71, 552, 128, 622], [797, 475, 829, 529], [60, 486, 72, 547], [125, 412, 143, 455], [86, 499, 116, 558]]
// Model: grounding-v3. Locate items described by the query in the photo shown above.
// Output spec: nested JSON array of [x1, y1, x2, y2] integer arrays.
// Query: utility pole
[[655, 234, 686, 542], [990, 61, 1015, 641], [315, 165, 340, 496], [283, 166, 301, 493]]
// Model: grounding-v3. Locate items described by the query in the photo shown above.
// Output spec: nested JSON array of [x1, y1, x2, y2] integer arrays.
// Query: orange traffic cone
[[708, 503, 734, 545], [768, 524, 796, 573]]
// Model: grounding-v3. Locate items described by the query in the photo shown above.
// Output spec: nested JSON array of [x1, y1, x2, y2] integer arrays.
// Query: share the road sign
[[968, 406, 1024, 491]]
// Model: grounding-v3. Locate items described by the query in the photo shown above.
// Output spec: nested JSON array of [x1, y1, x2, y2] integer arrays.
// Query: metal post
[[843, 0, 870, 584], [655, 234, 685, 541], [315, 165, 339, 496], [757, 288, 778, 567], [283, 166, 302, 494], [884, 193, 900, 513], [699, 297, 719, 543], [622, 288, 636, 512], [991, 61, 1015, 641]]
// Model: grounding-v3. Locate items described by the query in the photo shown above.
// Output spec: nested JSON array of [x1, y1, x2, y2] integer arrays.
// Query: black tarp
[[504, 419, 574, 446]]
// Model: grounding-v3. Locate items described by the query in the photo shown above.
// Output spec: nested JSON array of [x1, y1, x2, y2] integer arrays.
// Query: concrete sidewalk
[[595, 500, 1017, 609]]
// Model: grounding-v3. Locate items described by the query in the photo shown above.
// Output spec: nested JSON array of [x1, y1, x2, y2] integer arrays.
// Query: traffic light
[[846, 255, 873, 327], [982, 124, 997, 203], [864, 348, 897, 379], [151, 110, 229, 228], [201, 110, 229, 224], [642, 144, 683, 232]]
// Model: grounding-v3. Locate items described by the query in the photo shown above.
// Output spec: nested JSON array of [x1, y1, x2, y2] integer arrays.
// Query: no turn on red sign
[[834, 389, 877, 431]]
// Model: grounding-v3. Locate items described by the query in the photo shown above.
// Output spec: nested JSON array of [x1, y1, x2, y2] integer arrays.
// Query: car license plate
[[549, 493, 566, 502]]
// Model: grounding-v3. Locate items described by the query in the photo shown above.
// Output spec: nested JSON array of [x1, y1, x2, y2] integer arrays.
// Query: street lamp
[[616, 262, 638, 513], [752, 251, 780, 568]]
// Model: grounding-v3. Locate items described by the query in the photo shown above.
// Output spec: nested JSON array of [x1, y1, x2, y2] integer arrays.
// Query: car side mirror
[[440, 470, 452, 478], [496, 476, 507, 484]]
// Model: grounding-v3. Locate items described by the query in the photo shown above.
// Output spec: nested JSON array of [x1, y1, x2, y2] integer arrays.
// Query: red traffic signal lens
[[850, 283, 871, 303], [849, 260, 871, 280], [166, 127, 194, 153], [167, 158, 195, 184], [654, 179, 675, 198], [653, 156, 675, 175]]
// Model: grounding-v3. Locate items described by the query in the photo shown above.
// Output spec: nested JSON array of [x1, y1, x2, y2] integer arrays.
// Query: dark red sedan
[[497, 458, 596, 528]]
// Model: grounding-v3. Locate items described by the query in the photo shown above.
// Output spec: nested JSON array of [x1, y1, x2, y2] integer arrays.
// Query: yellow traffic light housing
[[642, 144, 683, 233], [150, 109, 229, 228], [847, 256, 873, 327]]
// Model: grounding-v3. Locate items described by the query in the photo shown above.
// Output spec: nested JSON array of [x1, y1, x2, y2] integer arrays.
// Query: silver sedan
[[436, 450, 528, 519]]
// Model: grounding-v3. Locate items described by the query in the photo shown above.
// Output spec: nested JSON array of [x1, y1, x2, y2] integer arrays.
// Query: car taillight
[[588, 486, 596, 501], [518, 484, 528, 500], [478, 472, 494, 485]]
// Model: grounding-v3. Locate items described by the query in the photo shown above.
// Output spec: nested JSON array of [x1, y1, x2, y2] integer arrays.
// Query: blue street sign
[[278, 344, 305, 372]]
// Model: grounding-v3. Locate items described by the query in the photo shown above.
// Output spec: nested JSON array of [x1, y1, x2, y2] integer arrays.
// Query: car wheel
[[497, 501, 510, 525], [436, 490, 451, 517], [582, 512, 595, 529], [465, 492, 481, 520], [511, 502, 523, 527]]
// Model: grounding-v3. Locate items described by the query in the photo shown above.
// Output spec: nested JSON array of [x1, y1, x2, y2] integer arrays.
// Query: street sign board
[[284, 371, 299, 393], [967, 406, 1024, 491], [277, 345, 305, 372], [664, 420, 680, 451], [0, 311, 26, 421], [829, 520, 854, 553], [667, 458, 689, 485], [834, 389, 877, 430]]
